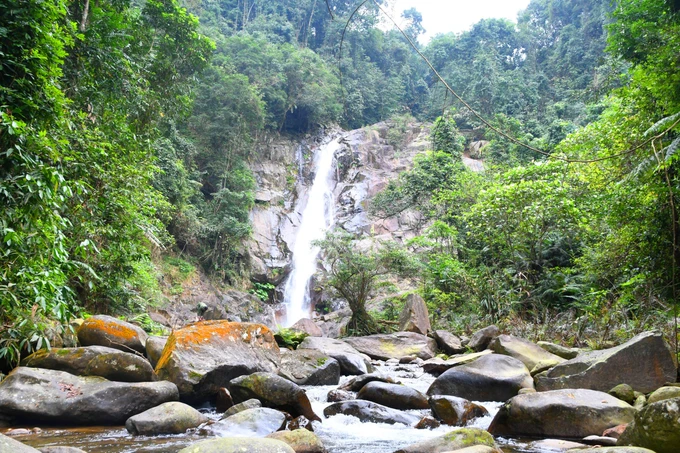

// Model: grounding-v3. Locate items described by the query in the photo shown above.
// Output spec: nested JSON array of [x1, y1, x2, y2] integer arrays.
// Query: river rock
[[39, 448, 88, 453], [77, 315, 148, 354], [431, 330, 466, 355], [279, 349, 340, 386], [429, 395, 489, 426], [0, 433, 40, 453], [537, 341, 579, 359], [290, 319, 323, 337], [288, 415, 314, 432], [609, 384, 636, 404], [125, 401, 208, 435], [21, 346, 157, 382], [397, 294, 431, 335], [357, 381, 429, 410], [154, 321, 280, 403], [583, 435, 618, 446], [489, 334, 565, 370], [177, 437, 295, 453], [267, 429, 326, 453], [415, 416, 440, 429], [529, 439, 588, 451], [571, 449, 656, 453], [224, 398, 262, 417], [535, 331, 676, 393], [229, 372, 321, 422], [345, 332, 437, 360], [0, 367, 178, 425], [647, 385, 680, 404], [467, 325, 499, 351], [338, 373, 396, 392], [422, 350, 493, 375], [298, 337, 372, 375], [530, 359, 561, 376], [393, 428, 499, 453], [617, 396, 680, 453], [210, 407, 287, 437], [603, 424, 628, 439], [145, 336, 167, 368], [323, 400, 420, 425], [427, 354, 533, 401], [327, 389, 354, 402], [488, 389, 636, 438]]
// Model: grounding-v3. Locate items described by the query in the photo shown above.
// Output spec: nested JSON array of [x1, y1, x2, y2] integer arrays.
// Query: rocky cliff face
[[247, 121, 433, 297]]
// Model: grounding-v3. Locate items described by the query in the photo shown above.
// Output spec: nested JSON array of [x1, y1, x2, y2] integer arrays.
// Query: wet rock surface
[[429, 395, 489, 426], [357, 381, 429, 410], [209, 407, 287, 437], [323, 400, 421, 425], [229, 372, 321, 421]]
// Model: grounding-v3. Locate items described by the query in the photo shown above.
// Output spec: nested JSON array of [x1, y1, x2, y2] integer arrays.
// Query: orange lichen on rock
[[79, 317, 139, 341]]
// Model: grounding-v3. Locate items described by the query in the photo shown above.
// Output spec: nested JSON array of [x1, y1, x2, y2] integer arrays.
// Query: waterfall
[[282, 135, 342, 326]]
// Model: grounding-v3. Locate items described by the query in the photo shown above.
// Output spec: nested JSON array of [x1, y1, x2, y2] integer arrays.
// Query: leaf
[[664, 136, 680, 161]]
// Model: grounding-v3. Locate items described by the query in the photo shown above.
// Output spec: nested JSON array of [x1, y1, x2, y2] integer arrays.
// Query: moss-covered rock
[[489, 334, 565, 371], [617, 396, 680, 453], [647, 386, 680, 404], [21, 346, 157, 382], [125, 401, 208, 435], [393, 428, 499, 453], [229, 372, 320, 422], [267, 429, 326, 453], [177, 437, 295, 453], [345, 332, 437, 361]]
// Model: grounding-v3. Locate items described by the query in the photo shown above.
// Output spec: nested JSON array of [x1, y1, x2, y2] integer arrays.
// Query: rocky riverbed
[[0, 314, 678, 453]]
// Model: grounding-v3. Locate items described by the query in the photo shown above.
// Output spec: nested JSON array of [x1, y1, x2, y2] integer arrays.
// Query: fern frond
[[644, 111, 680, 137], [664, 136, 680, 161]]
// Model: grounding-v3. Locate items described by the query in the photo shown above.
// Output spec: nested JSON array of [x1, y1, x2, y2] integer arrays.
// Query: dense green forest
[[1, 0, 679, 364]]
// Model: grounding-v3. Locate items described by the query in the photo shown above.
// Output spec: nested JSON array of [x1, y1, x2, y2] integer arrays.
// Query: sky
[[389, 0, 532, 42]]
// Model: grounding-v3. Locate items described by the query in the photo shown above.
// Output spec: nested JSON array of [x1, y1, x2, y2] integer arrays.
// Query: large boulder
[[535, 331, 676, 393], [357, 381, 429, 410], [617, 396, 680, 453], [647, 386, 680, 404], [427, 354, 533, 401], [210, 407, 287, 437], [488, 389, 636, 438], [154, 321, 280, 403], [489, 335, 565, 371], [397, 294, 431, 335], [323, 400, 421, 425], [267, 429, 326, 453], [229, 372, 320, 422], [0, 367, 178, 425], [0, 433, 41, 453], [467, 325, 499, 352], [278, 349, 340, 386], [297, 337, 371, 375], [77, 315, 147, 354], [177, 438, 295, 453], [431, 330, 466, 355], [393, 428, 499, 453], [125, 401, 208, 435], [344, 332, 437, 361], [429, 395, 489, 426], [21, 346, 157, 382]]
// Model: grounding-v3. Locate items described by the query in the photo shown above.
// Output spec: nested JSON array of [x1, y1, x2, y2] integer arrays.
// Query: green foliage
[[431, 113, 465, 154], [250, 282, 275, 302], [274, 327, 309, 349]]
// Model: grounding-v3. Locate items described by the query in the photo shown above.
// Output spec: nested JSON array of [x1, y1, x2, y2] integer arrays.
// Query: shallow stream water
[[2, 361, 559, 453]]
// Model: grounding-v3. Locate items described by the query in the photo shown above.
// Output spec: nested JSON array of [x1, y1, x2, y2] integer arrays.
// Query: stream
[[2, 361, 554, 453]]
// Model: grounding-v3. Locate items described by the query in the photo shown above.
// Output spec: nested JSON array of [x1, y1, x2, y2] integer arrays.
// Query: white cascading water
[[282, 136, 342, 326]]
